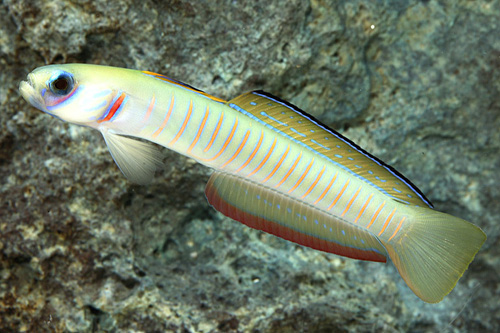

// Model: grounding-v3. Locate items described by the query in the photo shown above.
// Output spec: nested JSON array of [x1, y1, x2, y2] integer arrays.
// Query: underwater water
[[1, 0, 499, 332]]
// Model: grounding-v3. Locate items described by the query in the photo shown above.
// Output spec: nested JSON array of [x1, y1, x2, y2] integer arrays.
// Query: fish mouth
[[19, 73, 45, 110]]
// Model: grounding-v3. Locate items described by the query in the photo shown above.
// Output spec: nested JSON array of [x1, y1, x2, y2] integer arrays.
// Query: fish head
[[19, 64, 117, 126]]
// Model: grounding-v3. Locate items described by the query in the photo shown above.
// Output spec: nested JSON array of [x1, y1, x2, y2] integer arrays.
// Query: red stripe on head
[[98, 92, 126, 123]]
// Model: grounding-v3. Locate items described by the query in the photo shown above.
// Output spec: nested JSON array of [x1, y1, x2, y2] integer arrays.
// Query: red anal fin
[[205, 171, 387, 262]]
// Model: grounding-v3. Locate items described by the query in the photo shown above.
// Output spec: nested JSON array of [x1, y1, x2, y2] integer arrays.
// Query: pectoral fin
[[101, 129, 163, 184]]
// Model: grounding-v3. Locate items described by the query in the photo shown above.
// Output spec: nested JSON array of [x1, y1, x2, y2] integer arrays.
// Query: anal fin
[[205, 171, 388, 262]]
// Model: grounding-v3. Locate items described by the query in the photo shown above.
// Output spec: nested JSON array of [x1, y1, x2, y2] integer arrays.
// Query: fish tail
[[382, 207, 486, 303]]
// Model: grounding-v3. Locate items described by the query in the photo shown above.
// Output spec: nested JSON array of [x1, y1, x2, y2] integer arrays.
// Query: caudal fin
[[383, 207, 486, 303]]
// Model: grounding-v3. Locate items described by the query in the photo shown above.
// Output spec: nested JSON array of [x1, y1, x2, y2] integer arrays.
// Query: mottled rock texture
[[1, 0, 499, 332]]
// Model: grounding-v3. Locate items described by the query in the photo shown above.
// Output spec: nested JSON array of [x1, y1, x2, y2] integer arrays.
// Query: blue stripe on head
[[46, 85, 83, 112], [93, 89, 113, 99], [84, 99, 108, 113]]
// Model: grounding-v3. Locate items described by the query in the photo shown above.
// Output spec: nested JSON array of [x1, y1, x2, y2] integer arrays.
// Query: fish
[[19, 63, 486, 303]]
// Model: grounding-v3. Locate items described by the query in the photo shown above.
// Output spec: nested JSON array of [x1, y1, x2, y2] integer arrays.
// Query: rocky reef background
[[1, 0, 499, 332]]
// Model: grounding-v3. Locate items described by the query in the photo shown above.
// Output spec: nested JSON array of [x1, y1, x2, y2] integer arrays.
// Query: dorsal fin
[[227, 90, 433, 208]]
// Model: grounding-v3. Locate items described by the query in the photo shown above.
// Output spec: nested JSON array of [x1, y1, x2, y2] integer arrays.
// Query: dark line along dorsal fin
[[205, 171, 388, 262], [227, 90, 433, 208], [142, 71, 226, 104]]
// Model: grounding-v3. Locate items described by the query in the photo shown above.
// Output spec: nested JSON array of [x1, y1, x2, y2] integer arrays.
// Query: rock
[[1, 0, 498, 331]]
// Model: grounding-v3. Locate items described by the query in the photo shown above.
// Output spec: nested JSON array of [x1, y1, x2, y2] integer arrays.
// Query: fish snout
[[27, 73, 36, 88], [19, 73, 44, 110]]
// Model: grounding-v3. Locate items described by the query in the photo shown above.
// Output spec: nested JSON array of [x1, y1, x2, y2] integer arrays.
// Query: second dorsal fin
[[227, 90, 433, 208]]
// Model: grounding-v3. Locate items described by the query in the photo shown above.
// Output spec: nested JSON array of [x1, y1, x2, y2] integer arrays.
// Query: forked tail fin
[[382, 207, 486, 303]]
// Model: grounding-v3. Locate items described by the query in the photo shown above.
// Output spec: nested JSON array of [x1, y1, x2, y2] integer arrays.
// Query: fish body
[[20, 64, 486, 303]]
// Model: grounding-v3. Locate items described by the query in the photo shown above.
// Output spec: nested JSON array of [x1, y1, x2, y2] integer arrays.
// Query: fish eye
[[49, 72, 74, 95]]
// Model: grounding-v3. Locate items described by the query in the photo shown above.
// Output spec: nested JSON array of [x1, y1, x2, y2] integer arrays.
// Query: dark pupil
[[54, 78, 68, 91]]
